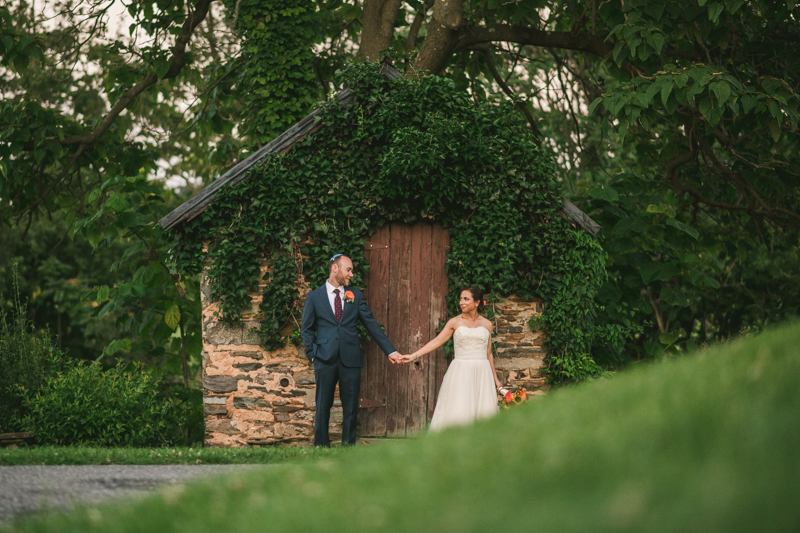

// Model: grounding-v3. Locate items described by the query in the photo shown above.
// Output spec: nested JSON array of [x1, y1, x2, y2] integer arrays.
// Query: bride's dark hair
[[461, 286, 485, 313]]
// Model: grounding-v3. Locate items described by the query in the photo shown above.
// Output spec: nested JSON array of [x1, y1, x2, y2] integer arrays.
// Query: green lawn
[[7, 322, 800, 532], [0, 445, 342, 466]]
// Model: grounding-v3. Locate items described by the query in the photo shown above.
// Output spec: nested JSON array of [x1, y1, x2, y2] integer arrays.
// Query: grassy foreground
[[7, 322, 800, 532], [0, 445, 342, 466]]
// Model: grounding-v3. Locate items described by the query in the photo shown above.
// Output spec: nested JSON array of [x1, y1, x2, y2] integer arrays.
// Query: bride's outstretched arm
[[401, 320, 457, 362]]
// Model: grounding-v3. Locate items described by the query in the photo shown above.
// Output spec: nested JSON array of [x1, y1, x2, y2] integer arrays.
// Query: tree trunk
[[413, 0, 465, 75], [358, 0, 404, 61]]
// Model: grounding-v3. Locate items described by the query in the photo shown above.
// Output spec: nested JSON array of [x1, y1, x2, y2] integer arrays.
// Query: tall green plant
[[0, 263, 64, 432]]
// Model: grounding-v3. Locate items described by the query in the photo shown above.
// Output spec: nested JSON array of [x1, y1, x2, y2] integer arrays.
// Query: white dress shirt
[[325, 281, 346, 316]]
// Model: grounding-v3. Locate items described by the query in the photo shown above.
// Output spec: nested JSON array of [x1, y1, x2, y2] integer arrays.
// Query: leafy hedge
[[18, 361, 202, 447], [175, 62, 632, 383]]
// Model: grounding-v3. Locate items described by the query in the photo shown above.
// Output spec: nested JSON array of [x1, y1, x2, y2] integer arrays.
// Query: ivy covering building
[[160, 62, 622, 446]]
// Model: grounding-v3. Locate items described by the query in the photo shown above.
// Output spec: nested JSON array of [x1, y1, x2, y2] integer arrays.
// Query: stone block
[[294, 370, 315, 385], [204, 321, 251, 345], [496, 348, 544, 357], [233, 362, 263, 372], [273, 405, 305, 413], [497, 327, 523, 334], [203, 396, 227, 405], [204, 405, 227, 415], [233, 351, 264, 360], [206, 419, 240, 435], [203, 374, 252, 393], [274, 413, 290, 422], [494, 357, 544, 371], [233, 396, 272, 410], [268, 389, 307, 397]]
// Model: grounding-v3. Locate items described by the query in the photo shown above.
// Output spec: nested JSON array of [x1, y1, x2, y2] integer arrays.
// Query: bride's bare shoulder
[[479, 316, 493, 332], [445, 317, 462, 329]]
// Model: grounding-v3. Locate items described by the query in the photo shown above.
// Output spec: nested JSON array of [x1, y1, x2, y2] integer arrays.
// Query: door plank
[[429, 224, 451, 419], [360, 224, 390, 437], [386, 223, 411, 436], [407, 222, 432, 434]]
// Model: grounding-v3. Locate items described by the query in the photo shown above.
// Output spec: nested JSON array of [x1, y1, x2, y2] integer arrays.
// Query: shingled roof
[[158, 63, 600, 236]]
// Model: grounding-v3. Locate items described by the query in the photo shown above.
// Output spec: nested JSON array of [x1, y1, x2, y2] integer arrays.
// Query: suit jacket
[[301, 285, 396, 368]]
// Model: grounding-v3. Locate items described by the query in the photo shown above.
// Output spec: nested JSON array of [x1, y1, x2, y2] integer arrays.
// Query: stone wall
[[489, 296, 548, 396], [200, 265, 548, 447], [200, 261, 327, 447]]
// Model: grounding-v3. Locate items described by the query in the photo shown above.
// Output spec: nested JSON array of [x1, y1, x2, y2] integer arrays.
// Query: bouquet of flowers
[[497, 386, 528, 409]]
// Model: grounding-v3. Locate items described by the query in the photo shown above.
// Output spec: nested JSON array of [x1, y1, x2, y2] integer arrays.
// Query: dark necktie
[[333, 288, 342, 322]]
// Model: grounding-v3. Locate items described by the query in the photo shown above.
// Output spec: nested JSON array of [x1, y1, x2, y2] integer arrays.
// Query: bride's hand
[[400, 353, 417, 363]]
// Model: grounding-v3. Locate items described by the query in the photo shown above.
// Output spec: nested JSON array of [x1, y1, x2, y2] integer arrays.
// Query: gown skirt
[[429, 326, 499, 432]]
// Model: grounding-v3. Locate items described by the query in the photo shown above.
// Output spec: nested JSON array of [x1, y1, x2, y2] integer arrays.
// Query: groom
[[301, 254, 402, 446]]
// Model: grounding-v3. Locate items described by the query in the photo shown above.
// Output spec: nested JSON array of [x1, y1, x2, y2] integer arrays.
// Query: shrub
[[0, 265, 64, 432], [18, 361, 202, 447]]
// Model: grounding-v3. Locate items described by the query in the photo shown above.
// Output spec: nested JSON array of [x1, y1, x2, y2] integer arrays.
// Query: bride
[[401, 286, 501, 431]]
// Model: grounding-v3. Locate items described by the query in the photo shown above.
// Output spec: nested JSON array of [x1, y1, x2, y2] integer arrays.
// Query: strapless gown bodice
[[429, 326, 499, 432], [453, 326, 491, 360]]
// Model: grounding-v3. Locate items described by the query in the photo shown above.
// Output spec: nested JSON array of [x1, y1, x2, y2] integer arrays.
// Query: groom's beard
[[334, 272, 348, 287]]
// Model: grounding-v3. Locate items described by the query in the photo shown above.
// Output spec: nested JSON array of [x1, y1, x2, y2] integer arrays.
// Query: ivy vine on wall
[[174, 62, 627, 383]]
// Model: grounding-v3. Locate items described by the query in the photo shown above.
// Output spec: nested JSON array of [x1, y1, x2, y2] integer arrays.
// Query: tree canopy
[[1, 0, 798, 375]]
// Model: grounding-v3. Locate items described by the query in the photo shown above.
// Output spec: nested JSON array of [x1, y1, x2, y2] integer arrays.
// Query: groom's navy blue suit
[[301, 285, 396, 446]]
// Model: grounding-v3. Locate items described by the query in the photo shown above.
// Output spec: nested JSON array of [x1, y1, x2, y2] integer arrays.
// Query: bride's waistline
[[450, 356, 491, 362]]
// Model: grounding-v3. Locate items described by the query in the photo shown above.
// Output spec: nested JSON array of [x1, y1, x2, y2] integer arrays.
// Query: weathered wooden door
[[358, 222, 450, 436]]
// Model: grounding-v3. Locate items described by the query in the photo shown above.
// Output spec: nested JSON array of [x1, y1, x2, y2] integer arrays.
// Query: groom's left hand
[[388, 352, 403, 364]]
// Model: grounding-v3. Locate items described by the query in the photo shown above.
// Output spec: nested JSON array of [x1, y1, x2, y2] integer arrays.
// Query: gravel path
[[0, 464, 269, 528]]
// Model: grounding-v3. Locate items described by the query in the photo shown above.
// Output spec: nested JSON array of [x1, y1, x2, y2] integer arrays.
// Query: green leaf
[[651, 32, 665, 54], [97, 285, 110, 302], [689, 67, 712, 87], [661, 81, 673, 107], [768, 117, 781, 142], [661, 286, 690, 307], [612, 41, 627, 67], [588, 186, 619, 202], [708, 1, 724, 22], [711, 81, 731, 106], [155, 58, 171, 80], [588, 97, 603, 115], [103, 194, 129, 212], [640, 262, 680, 284], [106, 338, 132, 355], [165, 305, 181, 330], [614, 217, 647, 236], [659, 332, 678, 346], [665, 218, 700, 240]]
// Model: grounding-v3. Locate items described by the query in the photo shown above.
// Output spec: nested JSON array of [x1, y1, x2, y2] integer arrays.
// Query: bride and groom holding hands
[[301, 253, 502, 447]]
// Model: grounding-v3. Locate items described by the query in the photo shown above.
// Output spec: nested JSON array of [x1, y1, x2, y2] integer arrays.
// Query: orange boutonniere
[[344, 290, 355, 303]]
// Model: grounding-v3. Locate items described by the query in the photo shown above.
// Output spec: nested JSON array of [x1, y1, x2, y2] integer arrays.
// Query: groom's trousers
[[313, 353, 361, 446]]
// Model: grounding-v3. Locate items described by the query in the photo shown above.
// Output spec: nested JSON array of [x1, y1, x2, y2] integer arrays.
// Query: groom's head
[[328, 254, 354, 287]]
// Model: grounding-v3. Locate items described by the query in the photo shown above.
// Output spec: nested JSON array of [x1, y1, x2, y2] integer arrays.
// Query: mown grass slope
[[9, 322, 800, 533]]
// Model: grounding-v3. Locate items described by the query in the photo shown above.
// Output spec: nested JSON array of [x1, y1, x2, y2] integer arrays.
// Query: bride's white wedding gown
[[429, 326, 499, 432]]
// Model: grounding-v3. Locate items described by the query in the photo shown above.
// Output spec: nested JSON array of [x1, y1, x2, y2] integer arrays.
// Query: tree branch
[[61, 0, 214, 147], [453, 24, 614, 61], [480, 47, 541, 141], [405, 0, 433, 55]]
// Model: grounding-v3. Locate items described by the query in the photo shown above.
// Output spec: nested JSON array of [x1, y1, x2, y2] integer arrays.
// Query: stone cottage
[[159, 63, 600, 447]]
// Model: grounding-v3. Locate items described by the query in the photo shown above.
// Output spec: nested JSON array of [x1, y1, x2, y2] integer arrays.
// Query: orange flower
[[504, 391, 514, 403], [344, 290, 355, 302]]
